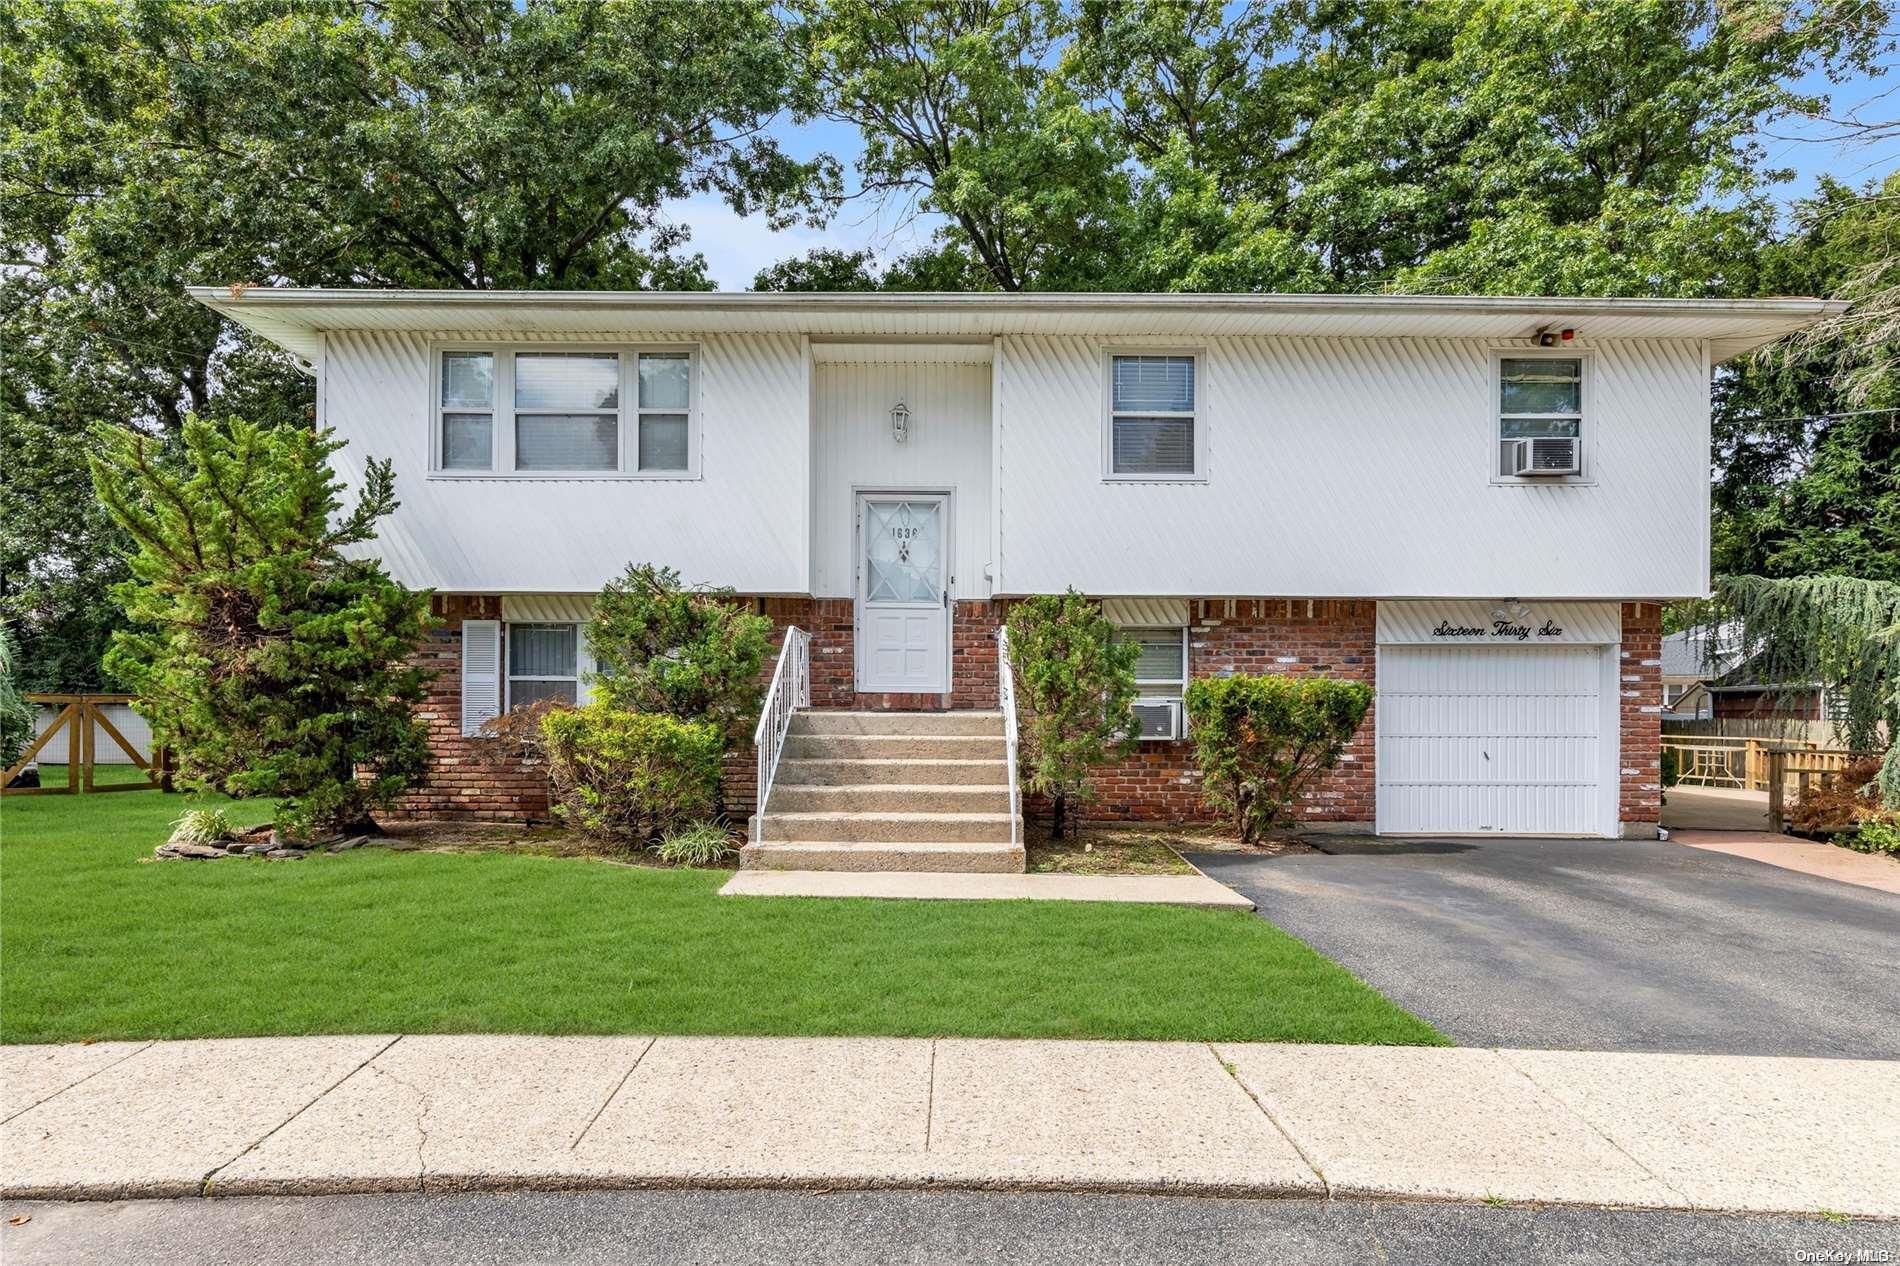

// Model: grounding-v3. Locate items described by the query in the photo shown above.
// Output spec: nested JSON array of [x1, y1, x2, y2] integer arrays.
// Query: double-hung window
[[1497, 355, 1585, 478], [506, 623, 580, 709], [1127, 626, 1189, 741], [1107, 354, 1200, 478], [434, 348, 695, 476], [514, 353, 620, 472]]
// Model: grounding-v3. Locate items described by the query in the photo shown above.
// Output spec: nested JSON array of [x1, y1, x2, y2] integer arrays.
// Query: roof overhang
[[186, 286, 1847, 366]]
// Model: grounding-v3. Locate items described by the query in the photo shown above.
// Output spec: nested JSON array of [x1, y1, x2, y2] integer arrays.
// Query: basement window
[[506, 623, 579, 709]]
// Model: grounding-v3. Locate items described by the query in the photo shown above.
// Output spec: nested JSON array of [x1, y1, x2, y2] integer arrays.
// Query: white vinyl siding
[[460, 619, 502, 736], [1497, 353, 1586, 479], [431, 346, 696, 478], [1106, 353, 1200, 479], [506, 622, 580, 709], [997, 336, 1707, 598]]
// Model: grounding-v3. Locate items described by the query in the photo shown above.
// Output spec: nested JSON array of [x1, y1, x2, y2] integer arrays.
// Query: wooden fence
[[1, 694, 171, 795], [1660, 733, 1874, 833]]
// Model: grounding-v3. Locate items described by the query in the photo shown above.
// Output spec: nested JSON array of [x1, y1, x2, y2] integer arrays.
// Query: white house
[[192, 287, 1839, 860]]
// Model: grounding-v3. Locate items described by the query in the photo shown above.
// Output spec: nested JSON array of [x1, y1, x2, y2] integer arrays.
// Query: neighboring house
[[1659, 627, 1742, 721], [193, 288, 1840, 843]]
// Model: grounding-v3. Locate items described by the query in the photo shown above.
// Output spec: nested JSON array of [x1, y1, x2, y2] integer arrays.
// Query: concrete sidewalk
[[3, 1037, 1896, 1217]]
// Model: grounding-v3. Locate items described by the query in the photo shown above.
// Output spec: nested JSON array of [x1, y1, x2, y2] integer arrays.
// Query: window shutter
[[461, 620, 501, 736]]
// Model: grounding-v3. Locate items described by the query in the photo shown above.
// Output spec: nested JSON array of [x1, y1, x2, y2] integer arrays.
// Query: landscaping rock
[[362, 837, 417, 851], [154, 842, 226, 860], [243, 842, 275, 856], [328, 836, 367, 853], [264, 848, 303, 860]]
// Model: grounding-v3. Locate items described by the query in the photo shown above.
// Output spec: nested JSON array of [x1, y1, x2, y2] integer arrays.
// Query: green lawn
[[0, 784, 1444, 1047]]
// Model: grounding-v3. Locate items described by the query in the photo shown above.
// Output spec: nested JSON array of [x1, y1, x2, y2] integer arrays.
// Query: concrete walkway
[[1663, 785, 1773, 832], [4, 1037, 1896, 1217], [1673, 830, 1900, 896], [719, 870, 1255, 908]]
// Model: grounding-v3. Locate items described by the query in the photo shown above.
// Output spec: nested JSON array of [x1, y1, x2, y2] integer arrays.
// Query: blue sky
[[671, 63, 1898, 290]]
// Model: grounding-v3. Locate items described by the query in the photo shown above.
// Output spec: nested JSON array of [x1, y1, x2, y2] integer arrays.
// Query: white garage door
[[1378, 644, 1610, 836]]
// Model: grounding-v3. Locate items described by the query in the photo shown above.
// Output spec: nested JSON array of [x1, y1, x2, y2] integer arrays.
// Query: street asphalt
[[8, 1189, 1898, 1266], [1190, 835, 1900, 1057]]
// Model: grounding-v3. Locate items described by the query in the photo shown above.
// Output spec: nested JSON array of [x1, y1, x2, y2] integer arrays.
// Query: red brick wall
[[386, 595, 552, 822], [1064, 599, 1378, 826], [1619, 601, 1663, 832]]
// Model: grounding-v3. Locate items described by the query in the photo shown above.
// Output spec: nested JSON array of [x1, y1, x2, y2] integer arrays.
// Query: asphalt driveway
[[1189, 837, 1900, 1058]]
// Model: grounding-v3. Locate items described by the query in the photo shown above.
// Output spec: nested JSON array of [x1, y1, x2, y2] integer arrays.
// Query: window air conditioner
[[1131, 698, 1183, 741], [1508, 436, 1581, 476]]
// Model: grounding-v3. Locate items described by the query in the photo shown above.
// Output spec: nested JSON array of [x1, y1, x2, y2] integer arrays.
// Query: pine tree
[[1712, 574, 1900, 807], [89, 417, 432, 833], [1004, 591, 1141, 838]]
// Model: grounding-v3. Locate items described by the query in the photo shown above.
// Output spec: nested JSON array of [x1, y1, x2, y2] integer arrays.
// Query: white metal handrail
[[997, 626, 1022, 849], [752, 626, 810, 844]]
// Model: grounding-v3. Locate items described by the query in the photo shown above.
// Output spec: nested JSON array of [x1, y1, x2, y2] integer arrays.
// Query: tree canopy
[[3, 0, 1897, 697]]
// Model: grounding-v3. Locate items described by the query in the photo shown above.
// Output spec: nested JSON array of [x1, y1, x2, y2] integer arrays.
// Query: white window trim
[[504, 621, 582, 710], [1127, 625, 1190, 742], [429, 341, 702, 480], [1489, 347, 1595, 487], [1101, 348, 1208, 483]]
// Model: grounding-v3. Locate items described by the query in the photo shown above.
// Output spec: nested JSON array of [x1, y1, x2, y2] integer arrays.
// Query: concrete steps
[[740, 840, 1024, 874], [743, 711, 1023, 874]]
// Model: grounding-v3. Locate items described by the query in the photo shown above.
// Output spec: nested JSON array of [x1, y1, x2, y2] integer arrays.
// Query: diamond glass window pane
[[1132, 633, 1184, 683], [515, 353, 619, 410], [509, 678, 577, 709], [639, 354, 691, 409], [1112, 416, 1196, 475], [864, 501, 941, 604], [441, 413, 492, 470], [638, 414, 690, 471], [508, 624, 577, 677], [515, 414, 618, 470], [1112, 355, 1194, 412], [1499, 359, 1581, 414], [441, 353, 494, 408], [1500, 416, 1582, 439]]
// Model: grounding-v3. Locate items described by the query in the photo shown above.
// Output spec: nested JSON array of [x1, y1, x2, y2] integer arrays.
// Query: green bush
[[1837, 815, 1900, 857], [585, 563, 772, 743], [652, 821, 739, 867], [0, 625, 33, 771], [1004, 591, 1140, 837], [1183, 674, 1373, 843], [1660, 746, 1682, 790], [539, 704, 723, 844]]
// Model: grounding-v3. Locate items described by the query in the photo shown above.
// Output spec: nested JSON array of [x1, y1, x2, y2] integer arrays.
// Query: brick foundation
[[1061, 599, 1377, 827], [389, 593, 1662, 836], [385, 595, 552, 822], [1619, 601, 1663, 835]]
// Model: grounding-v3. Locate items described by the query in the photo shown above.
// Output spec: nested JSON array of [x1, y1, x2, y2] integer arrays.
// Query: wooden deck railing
[[1, 694, 171, 795], [1660, 735, 1856, 794]]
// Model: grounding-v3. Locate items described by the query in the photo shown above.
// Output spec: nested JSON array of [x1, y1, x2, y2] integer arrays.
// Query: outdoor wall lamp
[[891, 400, 910, 443]]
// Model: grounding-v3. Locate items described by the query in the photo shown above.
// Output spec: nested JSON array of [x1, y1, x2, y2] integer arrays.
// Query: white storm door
[[1377, 644, 1608, 836], [857, 494, 950, 693]]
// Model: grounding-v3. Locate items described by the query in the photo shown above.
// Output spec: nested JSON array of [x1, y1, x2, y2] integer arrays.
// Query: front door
[[856, 493, 951, 694]]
